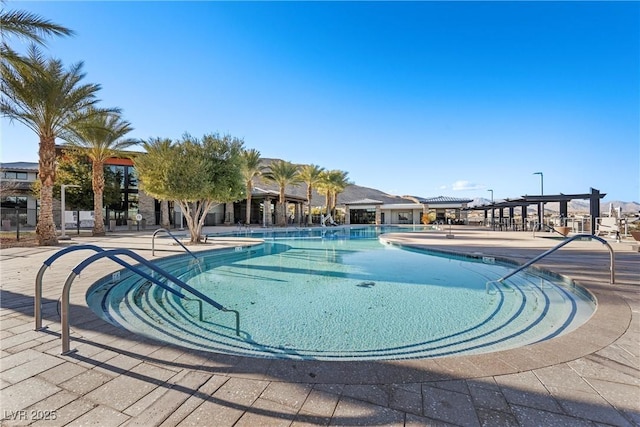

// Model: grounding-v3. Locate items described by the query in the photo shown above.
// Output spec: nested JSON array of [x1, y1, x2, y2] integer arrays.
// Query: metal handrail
[[35, 244, 106, 330], [35, 244, 191, 331], [497, 234, 615, 285], [152, 228, 198, 261]]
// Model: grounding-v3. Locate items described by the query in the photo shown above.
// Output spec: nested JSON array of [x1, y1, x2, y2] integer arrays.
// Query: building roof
[[345, 198, 384, 205], [404, 195, 474, 204], [0, 162, 38, 171]]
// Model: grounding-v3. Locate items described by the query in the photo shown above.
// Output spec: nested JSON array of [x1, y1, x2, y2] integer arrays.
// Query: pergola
[[464, 188, 606, 232]]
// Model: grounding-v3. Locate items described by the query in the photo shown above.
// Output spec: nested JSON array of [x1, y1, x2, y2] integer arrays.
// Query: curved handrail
[[35, 245, 107, 330], [497, 234, 615, 285], [152, 228, 198, 261], [60, 247, 239, 354]]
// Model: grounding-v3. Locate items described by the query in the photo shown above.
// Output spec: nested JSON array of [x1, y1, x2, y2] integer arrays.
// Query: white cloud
[[439, 185, 448, 190], [452, 180, 484, 191]]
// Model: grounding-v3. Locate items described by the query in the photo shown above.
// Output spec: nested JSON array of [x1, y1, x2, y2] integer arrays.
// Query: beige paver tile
[[37, 362, 88, 386], [159, 375, 229, 427], [2, 352, 65, 384], [0, 348, 44, 372], [475, 407, 519, 427], [235, 396, 297, 427], [175, 377, 270, 426], [0, 377, 61, 413], [59, 369, 114, 395], [552, 387, 633, 426], [467, 382, 510, 412], [510, 404, 595, 427], [30, 397, 97, 427], [533, 363, 595, 393], [92, 353, 144, 376], [65, 404, 130, 427], [421, 384, 480, 427], [84, 362, 177, 411], [298, 387, 340, 418], [329, 396, 404, 426], [585, 377, 640, 415], [405, 413, 457, 426], [260, 381, 312, 410], [568, 355, 640, 386], [494, 371, 562, 413], [388, 384, 422, 415], [123, 370, 211, 426], [342, 384, 389, 407]]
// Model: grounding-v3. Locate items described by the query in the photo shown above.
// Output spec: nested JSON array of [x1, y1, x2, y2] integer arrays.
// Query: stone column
[[345, 206, 351, 225], [375, 206, 381, 225], [138, 190, 156, 226], [263, 198, 272, 227], [224, 202, 234, 225]]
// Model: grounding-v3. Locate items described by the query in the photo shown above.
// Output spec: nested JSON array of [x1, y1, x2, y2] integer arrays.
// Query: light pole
[[60, 184, 80, 240], [487, 189, 494, 230], [533, 172, 544, 231]]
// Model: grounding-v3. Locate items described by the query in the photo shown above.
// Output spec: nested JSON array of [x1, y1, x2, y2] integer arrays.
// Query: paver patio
[[1, 226, 638, 426]]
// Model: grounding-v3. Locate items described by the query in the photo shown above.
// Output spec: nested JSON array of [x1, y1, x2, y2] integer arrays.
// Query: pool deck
[[1, 226, 638, 426]]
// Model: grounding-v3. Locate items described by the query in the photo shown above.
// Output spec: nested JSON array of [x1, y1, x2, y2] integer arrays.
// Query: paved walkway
[[1, 227, 638, 426]]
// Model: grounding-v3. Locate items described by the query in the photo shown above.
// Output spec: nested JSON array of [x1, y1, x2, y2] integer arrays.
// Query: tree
[[298, 164, 324, 225], [264, 160, 301, 226], [240, 148, 264, 225], [140, 137, 174, 228], [319, 169, 351, 217], [33, 150, 122, 210], [0, 46, 115, 245], [135, 133, 245, 243], [0, 6, 73, 67], [65, 109, 136, 236]]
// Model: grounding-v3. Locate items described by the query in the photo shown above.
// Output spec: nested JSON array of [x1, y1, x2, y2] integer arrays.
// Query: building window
[[1, 196, 28, 208], [3, 171, 28, 180], [397, 212, 412, 224]]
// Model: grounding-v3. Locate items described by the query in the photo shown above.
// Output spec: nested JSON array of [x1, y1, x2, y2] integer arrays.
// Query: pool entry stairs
[[34, 244, 239, 355]]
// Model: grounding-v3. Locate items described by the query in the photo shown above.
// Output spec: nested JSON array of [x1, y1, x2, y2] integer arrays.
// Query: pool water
[[87, 227, 595, 360]]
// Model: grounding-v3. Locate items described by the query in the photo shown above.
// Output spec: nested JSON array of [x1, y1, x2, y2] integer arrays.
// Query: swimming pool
[[86, 226, 596, 361]]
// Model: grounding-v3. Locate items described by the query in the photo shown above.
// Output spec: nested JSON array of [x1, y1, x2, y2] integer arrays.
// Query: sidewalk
[[1, 227, 638, 426]]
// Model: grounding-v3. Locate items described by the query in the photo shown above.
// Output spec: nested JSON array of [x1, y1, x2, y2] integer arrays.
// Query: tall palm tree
[[65, 109, 136, 236], [1, 45, 115, 245], [140, 137, 174, 228], [240, 148, 264, 225], [319, 169, 351, 218], [0, 6, 74, 66], [298, 164, 324, 225], [264, 160, 301, 226], [327, 170, 351, 217]]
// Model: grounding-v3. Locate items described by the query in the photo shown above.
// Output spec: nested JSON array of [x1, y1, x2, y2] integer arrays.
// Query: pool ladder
[[35, 245, 240, 355], [486, 234, 615, 293]]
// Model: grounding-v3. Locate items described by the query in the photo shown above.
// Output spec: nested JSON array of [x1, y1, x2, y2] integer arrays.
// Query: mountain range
[[255, 159, 639, 215]]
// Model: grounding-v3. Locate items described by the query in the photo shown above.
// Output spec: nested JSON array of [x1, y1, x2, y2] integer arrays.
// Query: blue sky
[[1, 1, 638, 202]]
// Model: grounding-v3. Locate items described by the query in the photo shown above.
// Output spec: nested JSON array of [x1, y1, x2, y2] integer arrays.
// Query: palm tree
[[1, 6, 73, 66], [319, 170, 351, 218], [65, 109, 136, 236], [1, 46, 115, 245], [264, 160, 301, 226], [140, 137, 174, 228], [240, 148, 264, 225], [327, 170, 351, 217], [298, 164, 324, 225]]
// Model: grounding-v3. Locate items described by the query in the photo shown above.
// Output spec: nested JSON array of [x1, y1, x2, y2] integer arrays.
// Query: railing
[[35, 245, 106, 331], [33, 245, 240, 354], [35, 244, 195, 331], [152, 228, 198, 261], [496, 234, 615, 286]]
